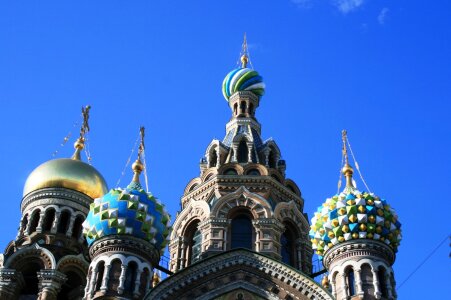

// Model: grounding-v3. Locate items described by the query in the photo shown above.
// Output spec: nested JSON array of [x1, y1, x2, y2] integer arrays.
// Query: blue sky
[[0, 1, 450, 298]]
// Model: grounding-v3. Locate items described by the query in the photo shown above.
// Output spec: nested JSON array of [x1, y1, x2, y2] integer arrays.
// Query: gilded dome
[[23, 158, 108, 199]]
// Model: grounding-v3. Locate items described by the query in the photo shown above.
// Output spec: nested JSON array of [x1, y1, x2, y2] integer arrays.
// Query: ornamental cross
[[80, 105, 91, 139], [138, 126, 145, 157]]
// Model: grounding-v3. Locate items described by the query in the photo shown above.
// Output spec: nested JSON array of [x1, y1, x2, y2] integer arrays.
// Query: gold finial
[[341, 129, 354, 188], [72, 105, 91, 160], [132, 126, 145, 183], [240, 32, 249, 68], [321, 275, 330, 289], [152, 272, 160, 287]]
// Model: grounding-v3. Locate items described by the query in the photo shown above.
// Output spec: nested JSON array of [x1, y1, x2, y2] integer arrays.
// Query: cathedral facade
[[0, 42, 401, 300]]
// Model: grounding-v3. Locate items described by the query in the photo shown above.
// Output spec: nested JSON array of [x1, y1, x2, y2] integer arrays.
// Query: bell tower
[[168, 36, 313, 275]]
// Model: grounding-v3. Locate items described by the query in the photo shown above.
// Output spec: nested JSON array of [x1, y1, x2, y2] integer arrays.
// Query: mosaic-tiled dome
[[222, 67, 265, 101], [310, 179, 401, 257], [83, 161, 171, 252]]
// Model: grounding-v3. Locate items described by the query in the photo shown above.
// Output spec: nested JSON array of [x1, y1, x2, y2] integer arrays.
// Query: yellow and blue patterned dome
[[222, 65, 265, 101], [309, 188, 402, 257], [82, 160, 171, 252]]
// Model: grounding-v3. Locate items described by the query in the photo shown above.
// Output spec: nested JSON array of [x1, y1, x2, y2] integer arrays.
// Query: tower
[[168, 36, 313, 275], [82, 127, 170, 299], [310, 131, 402, 300], [0, 106, 108, 300]]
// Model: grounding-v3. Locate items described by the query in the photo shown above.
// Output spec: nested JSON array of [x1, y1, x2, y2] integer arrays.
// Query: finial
[[152, 272, 161, 287], [72, 105, 91, 160], [132, 126, 145, 183], [321, 275, 330, 289], [341, 129, 354, 188], [240, 33, 249, 68]]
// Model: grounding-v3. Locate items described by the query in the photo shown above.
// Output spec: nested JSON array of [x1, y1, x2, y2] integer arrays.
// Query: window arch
[[233, 103, 238, 116], [240, 101, 246, 114], [281, 222, 297, 268], [246, 169, 260, 176], [19, 260, 42, 297], [237, 141, 248, 163], [346, 267, 356, 296], [230, 211, 253, 250], [184, 220, 202, 266], [42, 208, 55, 232], [95, 261, 105, 292], [124, 261, 138, 294], [57, 210, 71, 234], [209, 150, 218, 168], [107, 259, 122, 290], [72, 215, 84, 239], [20, 214, 29, 236], [248, 103, 254, 115], [224, 168, 238, 175], [378, 267, 388, 298], [29, 210, 41, 234]]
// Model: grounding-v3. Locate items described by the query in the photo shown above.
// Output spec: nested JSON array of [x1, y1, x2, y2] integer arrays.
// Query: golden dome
[[23, 158, 108, 199]]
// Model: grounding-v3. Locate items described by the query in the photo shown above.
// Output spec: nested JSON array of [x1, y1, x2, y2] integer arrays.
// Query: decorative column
[[232, 144, 238, 162], [37, 270, 67, 300], [133, 269, 143, 297], [51, 211, 61, 234], [247, 142, 253, 163], [100, 264, 111, 292], [66, 215, 76, 238], [340, 271, 348, 300], [87, 266, 98, 298], [215, 148, 221, 167], [36, 211, 45, 233], [371, 268, 382, 299], [385, 272, 394, 300], [117, 264, 128, 295], [354, 268, 364, 298]]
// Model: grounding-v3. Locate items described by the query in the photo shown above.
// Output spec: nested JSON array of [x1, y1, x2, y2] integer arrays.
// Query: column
[[37, 270, 66, 300], [355, 268, 364, 298], [371, 268, 382, 299], [88, 266, 98, 298], [51, 212, 61, 234], [133, 269, 143, 297], [385, 272, 394, 299], [340, 271, 349, 300], [117, 264, 128, 294], [100, 264, 111, 292], [16, 219, 24, 239], [232, 144, 238, 162], [36, 212, 45, 233], [247, 142, 253, 163], [146, 269, 154, 293], [215, 148, 221, 167], [330, 273, 337, 299], [66, 215, 76, 238]]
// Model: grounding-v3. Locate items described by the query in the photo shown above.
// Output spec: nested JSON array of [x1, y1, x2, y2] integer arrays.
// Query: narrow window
[[248, 103, 254, 115], [124, 262, 138, 294], [281, 224, 297, 267], [378, 267, 388, 297], [209, 150, 218, 168], [58, 211, 71, 234], [42, 209, 55, 232], [29, 210, 41, 233], [72, 215, 84, 239], [231, 213, 253, 250], [237, 141, 248, 163], [185, 220, 202, 266], [347, 268, 356, 296], [240, 101, 246, 113], [95, 261, 105, 291]]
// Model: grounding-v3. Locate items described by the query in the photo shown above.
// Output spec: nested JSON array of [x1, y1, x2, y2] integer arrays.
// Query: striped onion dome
[[222, 67, 265, 101]]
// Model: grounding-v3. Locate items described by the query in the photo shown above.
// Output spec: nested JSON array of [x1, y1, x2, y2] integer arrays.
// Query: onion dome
[[23, 138, 108, 199], [222, 54, 265, 101], [82, 156, 171, 253], [309, 131, 402, 257]]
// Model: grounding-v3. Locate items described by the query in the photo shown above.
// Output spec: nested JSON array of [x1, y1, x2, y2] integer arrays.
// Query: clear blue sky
[[0, 1, 449, 298]]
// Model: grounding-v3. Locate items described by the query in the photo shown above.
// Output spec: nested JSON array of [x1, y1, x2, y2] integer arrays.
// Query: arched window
[[124, 261, 138, 294], [378, 267, 388, 297], [281, 223, 297, 267], [59, 270, 86, 299], [237, 141, 248, 163], [361, 264, 374, 295], [209, 150, 218, 168], [184, 220, 202, 266], [268, 150, 277, 168], [240, 101, 246, 113], [107, 259, 122, 290], [233, 103, 238, 116], [188, 184, 198, 192], [346, 267, 356, 296], [42, 208, 55, 232], [95, 261, 105, 292], [246, 169, 260, 176], [19, 260, 42, 297], [57, 211, 70, 234], [231, 212, 253, 250], [20, 214, 29, 236], [72, 215, 84, 239], [29, 210, 41, 234], [248, 103, 254, 115], [139, 268, 150, 296], [224, 168, 238, 175]]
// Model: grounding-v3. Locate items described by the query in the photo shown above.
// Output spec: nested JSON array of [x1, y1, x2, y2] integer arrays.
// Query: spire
[[132, 126, 145, 183], [72, 105, 91, 160], [240, 33, 249, 68], [341, 129, 354, 189]]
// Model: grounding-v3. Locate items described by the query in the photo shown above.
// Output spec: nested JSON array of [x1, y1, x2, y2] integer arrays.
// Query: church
[[0, 39, 402, 300]]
